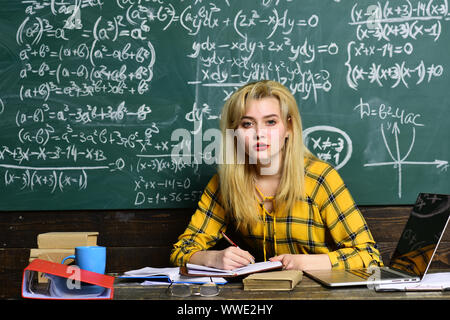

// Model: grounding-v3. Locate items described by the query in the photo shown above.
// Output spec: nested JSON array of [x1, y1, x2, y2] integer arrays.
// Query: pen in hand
[[221, 231, 238, 247], [221, 231, 255, 264]]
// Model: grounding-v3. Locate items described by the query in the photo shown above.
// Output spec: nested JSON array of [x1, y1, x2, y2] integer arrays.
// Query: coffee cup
[[62, 246, 106, 274]]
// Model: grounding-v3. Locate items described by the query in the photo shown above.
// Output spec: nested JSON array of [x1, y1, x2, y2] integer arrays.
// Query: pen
[[221, 231, 255, 264], [221, 231, 238, 247]]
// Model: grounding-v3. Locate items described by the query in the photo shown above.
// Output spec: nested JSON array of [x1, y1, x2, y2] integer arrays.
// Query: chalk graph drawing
[[364, 122, 448, 198]]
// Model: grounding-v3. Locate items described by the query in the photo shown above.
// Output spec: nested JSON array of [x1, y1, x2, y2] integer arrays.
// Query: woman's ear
[[286, 116, 292, 139]]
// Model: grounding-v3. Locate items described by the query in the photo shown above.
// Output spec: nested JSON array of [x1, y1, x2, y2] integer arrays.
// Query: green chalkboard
[[0, 0, 448, 211]]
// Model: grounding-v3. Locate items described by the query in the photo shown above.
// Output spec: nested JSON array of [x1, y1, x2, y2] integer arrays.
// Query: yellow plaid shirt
[[170, 158, 383, 269]]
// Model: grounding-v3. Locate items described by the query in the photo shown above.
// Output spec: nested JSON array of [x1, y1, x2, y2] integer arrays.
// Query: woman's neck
[[254, 169, 282, 199]]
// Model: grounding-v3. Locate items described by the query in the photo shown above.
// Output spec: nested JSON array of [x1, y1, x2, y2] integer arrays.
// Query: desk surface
[[113, 272, 450, 300]]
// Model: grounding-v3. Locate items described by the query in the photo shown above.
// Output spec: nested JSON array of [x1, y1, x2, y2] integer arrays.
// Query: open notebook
[[181, 261, 283, 278]]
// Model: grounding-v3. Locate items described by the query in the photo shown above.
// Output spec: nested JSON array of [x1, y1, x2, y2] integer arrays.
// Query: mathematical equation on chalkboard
[[0, 0, 448, 209]]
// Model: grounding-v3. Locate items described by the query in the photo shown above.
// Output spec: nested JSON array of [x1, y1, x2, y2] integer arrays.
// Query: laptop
[[305, 193, 450, 287]]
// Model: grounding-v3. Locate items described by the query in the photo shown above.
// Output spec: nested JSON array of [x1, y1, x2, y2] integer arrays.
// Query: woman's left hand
[[269, 254, 332, 271]]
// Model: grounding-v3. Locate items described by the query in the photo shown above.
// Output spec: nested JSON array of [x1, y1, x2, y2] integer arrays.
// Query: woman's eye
[[241, 121, 253, 128], [266, 119, 277, 125]]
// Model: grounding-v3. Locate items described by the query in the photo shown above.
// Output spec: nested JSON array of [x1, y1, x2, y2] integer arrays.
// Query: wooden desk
[[113, 272, 450, 301]]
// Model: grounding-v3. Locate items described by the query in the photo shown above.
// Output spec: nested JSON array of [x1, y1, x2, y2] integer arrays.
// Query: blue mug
[[62, 246, 106, 274]]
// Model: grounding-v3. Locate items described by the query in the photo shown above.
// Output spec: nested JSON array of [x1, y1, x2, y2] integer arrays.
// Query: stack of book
[[29, 232, 99, 283]]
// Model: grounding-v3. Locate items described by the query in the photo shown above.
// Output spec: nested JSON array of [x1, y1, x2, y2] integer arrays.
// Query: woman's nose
[[255, 125, 269, 140]]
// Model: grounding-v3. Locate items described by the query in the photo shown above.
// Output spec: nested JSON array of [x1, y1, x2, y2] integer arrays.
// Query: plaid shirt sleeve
[[310, 163, 383, 269], [170, 175, 226, 266]]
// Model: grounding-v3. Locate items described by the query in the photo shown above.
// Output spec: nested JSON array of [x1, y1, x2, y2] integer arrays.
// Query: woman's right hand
[[190, 247, 255, 270], [212, 246, 255, 270]]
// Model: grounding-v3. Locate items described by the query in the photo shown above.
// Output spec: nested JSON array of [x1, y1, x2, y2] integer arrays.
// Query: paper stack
[[120, 266, 227, 285], [375, 272, 450, 291], [29, 232, 99, 283]]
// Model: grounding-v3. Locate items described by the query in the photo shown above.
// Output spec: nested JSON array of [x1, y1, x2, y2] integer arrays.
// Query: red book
[[22, 259, 114, 300]]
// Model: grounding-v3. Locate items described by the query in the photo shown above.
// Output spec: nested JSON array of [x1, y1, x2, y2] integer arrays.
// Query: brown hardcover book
[[243, 270, 303, 291], [37, 232, 98, 249]]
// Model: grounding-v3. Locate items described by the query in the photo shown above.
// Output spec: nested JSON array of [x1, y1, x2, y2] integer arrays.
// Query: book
[[37, 232, 98, 249], [29, 249, 75, 283], [243, 270, 303, 291], [375, 272, 450, 291], [22, 259, 114, 300], [119, 266, 227, 285], [180, 261, 283, 278]]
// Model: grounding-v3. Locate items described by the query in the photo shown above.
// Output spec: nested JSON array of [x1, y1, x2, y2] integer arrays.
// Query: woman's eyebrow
[[241, 114, 280, 120], [263, 114, 280, 119]]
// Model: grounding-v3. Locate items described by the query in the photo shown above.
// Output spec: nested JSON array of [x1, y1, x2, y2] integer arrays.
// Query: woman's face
[[236, 97, 289, 172]]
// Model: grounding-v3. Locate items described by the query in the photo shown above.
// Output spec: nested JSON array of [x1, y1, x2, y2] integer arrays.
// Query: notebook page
[[122, 267, 180, 278], [186, 261, 282, 276], [234, 261, 282, 275], [185, 264, 234, 275]]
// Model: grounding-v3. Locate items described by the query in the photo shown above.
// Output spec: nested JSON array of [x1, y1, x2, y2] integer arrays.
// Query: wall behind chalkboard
[[0, 0, 448, 211]]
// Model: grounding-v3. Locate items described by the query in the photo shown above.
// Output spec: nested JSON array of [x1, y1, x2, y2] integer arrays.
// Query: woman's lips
[[254, 143, 269, 151]]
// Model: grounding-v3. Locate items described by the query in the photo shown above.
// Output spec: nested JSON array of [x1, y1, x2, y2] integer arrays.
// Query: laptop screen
[[389, 194, 450, 277]]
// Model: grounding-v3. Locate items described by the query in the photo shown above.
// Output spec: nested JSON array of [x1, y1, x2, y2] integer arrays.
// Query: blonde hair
[[218, 80, 314, 229]]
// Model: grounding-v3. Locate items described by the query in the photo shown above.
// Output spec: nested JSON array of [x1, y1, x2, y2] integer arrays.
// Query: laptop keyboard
[[348, 268, 406, 280]]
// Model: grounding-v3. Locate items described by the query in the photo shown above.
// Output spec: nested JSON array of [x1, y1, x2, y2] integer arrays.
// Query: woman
[[170, 80, 382, 271]]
